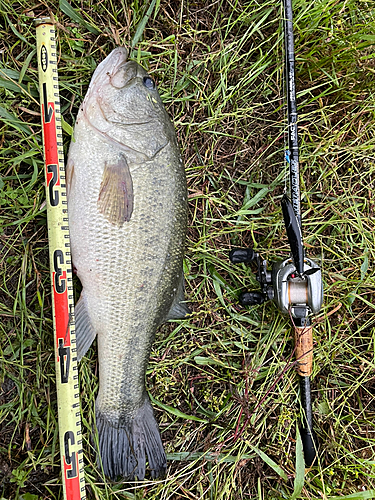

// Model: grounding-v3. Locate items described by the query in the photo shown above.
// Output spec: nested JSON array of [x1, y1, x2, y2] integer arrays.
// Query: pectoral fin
[[75, 292, 97, 361], [97, 155, 133, 227]]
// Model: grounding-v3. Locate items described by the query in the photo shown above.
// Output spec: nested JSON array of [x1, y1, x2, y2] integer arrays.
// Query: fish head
[[82, 47, 176, 162]]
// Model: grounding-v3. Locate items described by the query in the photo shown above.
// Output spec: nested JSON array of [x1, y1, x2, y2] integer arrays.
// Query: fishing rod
[[229, 0, 323, 466]]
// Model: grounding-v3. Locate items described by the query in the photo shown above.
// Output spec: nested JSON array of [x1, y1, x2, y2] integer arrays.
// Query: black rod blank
[[283, 0, 301, 228], [283, 0, 317, 466], [300, 377, 318, 466]]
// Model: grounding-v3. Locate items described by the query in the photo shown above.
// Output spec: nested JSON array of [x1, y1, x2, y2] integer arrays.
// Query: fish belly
[[68, 123, 187, 480]]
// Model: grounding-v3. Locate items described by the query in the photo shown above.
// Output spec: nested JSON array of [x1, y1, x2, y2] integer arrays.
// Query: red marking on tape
[[53, 272, 70, 350], [63, 453, 81, 498]]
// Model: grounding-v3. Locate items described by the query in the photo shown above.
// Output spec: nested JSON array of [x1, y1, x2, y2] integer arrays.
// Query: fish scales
[[67, 47, 188, 480]]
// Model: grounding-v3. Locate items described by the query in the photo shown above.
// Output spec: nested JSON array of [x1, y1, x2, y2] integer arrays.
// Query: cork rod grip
[[294, 325, 313, 376]]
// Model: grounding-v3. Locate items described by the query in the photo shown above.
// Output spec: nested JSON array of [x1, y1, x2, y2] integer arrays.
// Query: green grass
[[1, 0, 375, 498]]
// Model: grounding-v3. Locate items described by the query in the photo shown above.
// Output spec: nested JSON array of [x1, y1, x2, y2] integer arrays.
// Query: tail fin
[[95, 397, 166, 481]]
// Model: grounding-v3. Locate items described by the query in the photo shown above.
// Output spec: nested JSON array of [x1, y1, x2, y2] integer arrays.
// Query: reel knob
[[239, 291, 265, 306], [229, 248, 256, 264]]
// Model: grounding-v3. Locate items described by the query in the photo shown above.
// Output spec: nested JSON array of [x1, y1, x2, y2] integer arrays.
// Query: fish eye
[[143, 76, 156, 90]]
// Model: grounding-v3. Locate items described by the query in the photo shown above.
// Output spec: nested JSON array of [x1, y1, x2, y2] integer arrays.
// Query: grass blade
[[131, 0, 157, 48], [167, 451, 254, 463], [59, 0, 100, 34], [0, 105, 32, 134], [18, 49, 36, 84], [291, 428, 305, 500], [149, 393, 209, 423], [248, 443, 288, 481], [328, 492, 375, 500]]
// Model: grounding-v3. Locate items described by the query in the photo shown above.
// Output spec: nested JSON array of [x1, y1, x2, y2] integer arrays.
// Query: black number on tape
[[53, 250, 66, 293], [64, 431, 78, 478], [47, 164, 59, 206], [58, 338, 70, 384], [42, 82, 53, 123]]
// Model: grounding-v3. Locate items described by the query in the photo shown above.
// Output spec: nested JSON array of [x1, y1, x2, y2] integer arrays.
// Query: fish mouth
[[90, 47, 128, 89], [109, 60, 145, 90], [106, 47, 129, 77]]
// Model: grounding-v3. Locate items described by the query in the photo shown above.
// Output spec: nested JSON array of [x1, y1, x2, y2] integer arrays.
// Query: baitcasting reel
[[229, 249, 323, 327], [229, 195, 323, 329]]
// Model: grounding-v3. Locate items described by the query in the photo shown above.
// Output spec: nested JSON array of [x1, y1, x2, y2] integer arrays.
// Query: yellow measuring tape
[[35, 18, 86, 500]]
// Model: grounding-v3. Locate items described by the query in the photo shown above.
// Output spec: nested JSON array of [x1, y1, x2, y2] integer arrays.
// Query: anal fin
[[74, 292, 97, 361]]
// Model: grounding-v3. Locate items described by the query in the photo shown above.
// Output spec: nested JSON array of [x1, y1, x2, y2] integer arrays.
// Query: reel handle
[[229, 248, 256, 264], [239, 291, 265, 306]]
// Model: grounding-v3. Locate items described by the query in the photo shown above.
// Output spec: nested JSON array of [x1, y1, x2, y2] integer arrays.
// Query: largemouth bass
[[66, 47, 188, 480]]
